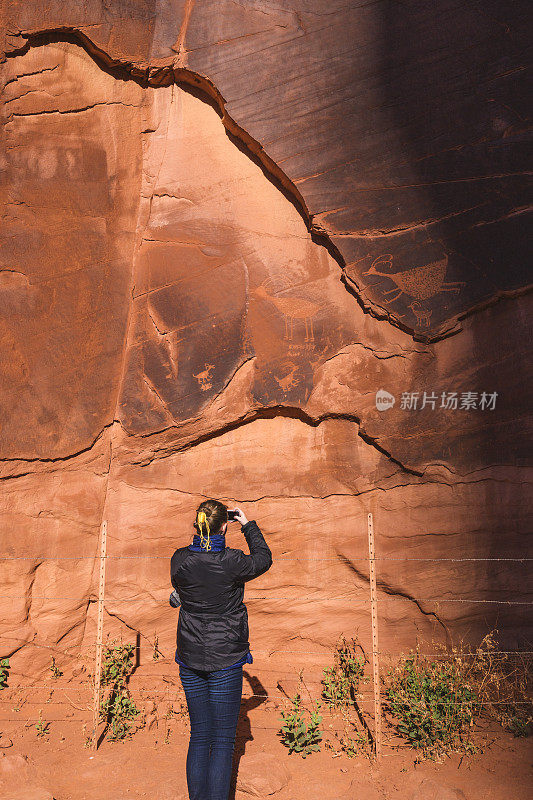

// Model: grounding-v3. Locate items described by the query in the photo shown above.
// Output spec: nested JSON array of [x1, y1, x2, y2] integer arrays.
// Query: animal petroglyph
[[193, 364, 214, 391], [408, 302, 433, 328], [273, 364, 300, 393], [363, 253, 464, 302], [252, 277, 321, 341]]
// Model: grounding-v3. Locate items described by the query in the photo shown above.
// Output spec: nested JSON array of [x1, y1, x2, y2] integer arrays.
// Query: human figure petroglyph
[[252, 277, 322, 341], [363, 253, 464, 302]]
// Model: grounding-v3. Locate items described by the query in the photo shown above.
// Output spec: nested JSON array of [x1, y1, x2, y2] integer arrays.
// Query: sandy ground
[[0, 670, 531, 800]]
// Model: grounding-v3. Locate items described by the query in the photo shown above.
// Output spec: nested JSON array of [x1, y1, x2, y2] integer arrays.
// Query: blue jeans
[[178, 663, 243, 800]]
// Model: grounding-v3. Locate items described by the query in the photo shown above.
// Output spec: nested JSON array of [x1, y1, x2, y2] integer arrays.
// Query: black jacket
[[170, 520, 273, 671]]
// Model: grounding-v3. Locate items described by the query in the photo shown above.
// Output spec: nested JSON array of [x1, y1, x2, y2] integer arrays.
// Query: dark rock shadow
[[380, 0, 530, 326]]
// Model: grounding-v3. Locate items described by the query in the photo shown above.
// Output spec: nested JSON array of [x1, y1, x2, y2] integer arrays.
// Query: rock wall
[[0, 3, 531, 686]]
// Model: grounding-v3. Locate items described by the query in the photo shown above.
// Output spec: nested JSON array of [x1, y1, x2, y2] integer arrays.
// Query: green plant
[[338, 728, 371, 758], [99, 640, 140, 741], [35, 709, 50, 738], [100, 690, 140, 740], [100, 641, 136, 688], [0, 658, 10, 689], [321, 635, 366, 708], [324, 702, 373, 759], [384, 641, 484, 759], [385, 631, 533, 758], [278, 693, 322, 757], [50, 657, 63, 678], [507, 715, 530, 737], [319, 635, 373, 760]]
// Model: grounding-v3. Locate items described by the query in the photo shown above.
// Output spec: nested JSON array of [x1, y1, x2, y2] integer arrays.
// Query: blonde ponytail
[[193, 500, 228, 550], [196, 510, 212, 552]]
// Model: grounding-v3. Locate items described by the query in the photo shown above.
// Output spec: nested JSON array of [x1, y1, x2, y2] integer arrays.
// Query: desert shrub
[[100, 691, 140, 740], [321, 635, 367, 708], [466, 631, 532, 738], [320, 635, 373, 758], [337, 727, 371, 758], [324, 704, 372, 759], [99, 640, 140, 741], [384, 631, 532, 758], [384, 647, 480, 758], [100, 641, 135, 688], [278, 693, 322, 757]]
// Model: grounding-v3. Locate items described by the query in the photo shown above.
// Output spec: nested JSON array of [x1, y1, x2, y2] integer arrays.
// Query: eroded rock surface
[[2, 2, 530, 336]]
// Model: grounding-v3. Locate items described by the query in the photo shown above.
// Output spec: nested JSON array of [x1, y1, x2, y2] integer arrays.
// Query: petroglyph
[[252, 278, 323, 342], [363, 254, 464, 303]]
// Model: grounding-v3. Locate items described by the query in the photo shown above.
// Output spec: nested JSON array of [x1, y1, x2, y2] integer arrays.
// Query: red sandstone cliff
[[0, 3, 531, 684]]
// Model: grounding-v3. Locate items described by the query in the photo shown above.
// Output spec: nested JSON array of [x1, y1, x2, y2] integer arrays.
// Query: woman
[[170, 499, 273, 800]]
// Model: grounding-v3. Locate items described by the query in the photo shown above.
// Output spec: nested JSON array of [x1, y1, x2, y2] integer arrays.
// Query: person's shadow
[[228, 671, 269, 798]]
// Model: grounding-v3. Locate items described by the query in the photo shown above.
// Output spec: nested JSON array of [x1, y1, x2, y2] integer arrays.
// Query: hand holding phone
[[228, 507, 248, 526]]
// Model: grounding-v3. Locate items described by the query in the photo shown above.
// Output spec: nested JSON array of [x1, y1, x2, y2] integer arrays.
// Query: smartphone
[[227, 510, 238, 521]]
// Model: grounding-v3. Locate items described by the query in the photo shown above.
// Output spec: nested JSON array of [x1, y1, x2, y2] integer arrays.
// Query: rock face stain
[[0, 26, 531, 682]]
